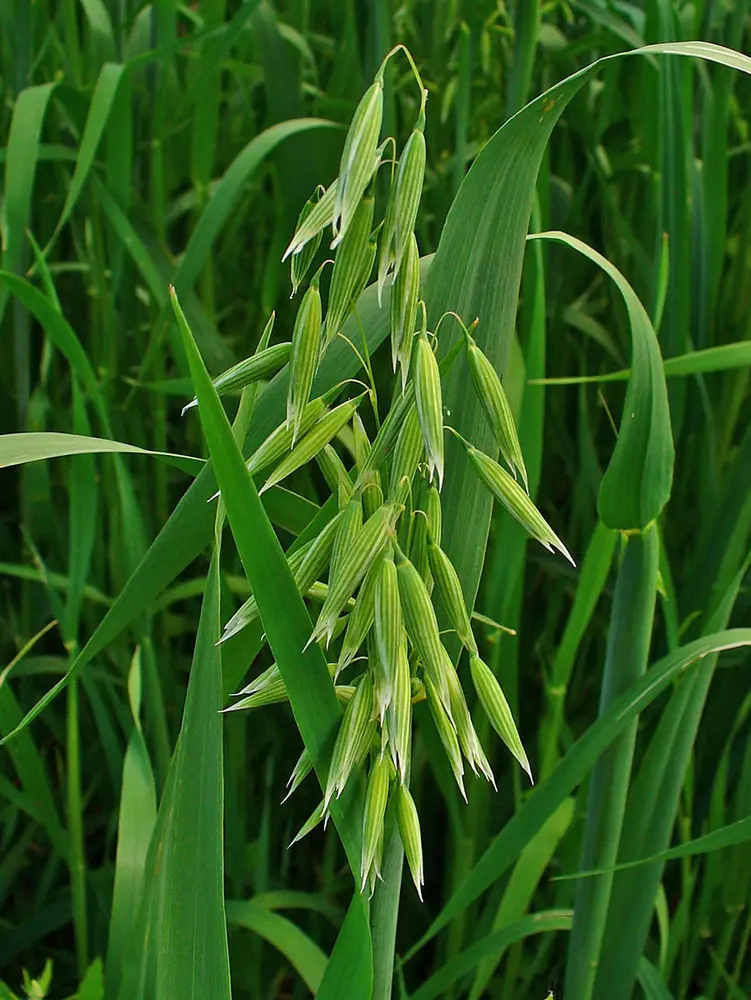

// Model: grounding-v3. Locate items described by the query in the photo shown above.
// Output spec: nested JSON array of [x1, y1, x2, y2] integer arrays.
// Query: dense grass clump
[[1, 3, 750, 999]]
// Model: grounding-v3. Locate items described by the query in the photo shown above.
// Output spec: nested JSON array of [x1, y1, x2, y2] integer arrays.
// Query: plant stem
[[370, 804, 405, 1000]]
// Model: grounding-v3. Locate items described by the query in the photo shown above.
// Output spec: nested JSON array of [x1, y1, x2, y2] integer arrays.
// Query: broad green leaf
[[170, 287, 363, 875], [225, 900, 327, 994], [423, 38, 751, 633], [0, 432, 201, 475], [116, 554, 231, 1000], [531, 341, 751, 385], [404, 628, 751, 959], [47, 64, 125, 249], [105, 652, 156, 1000], [0, 82, 56, 326], [316, 894, 372, 1000], [530, 233, 674, 529]]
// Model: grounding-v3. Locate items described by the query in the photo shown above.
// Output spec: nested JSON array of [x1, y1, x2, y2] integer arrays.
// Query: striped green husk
[[290, 189, 326, 295], [396, 783, 424, 900], [374, 549, 403, 721], [377, 126, 425, 298], [287, 277, 323, 442], [427, 536, 478, 655], [407, 508, 431, 590], [283, 179, 338, 261], [414, 332, 444, 488], [324, 672, 375, 810], [224, 663, 287, 711], [461, 436, 574, 565], [261, 395, 365, 494], [425, 485, 442, 547], [393, 127, 426, 277], [330, 497, 364, 589], [387, 400, 423, 504], [310, 504, 399, 647], [182, 343, 289, 415], [361, 754, 392, 891], [283, 746, 313, 803], [394, 545, 450, 712], [387, 639, 412, 783], [289, 800, 326, 847], [443, 655, 494, 786], [390, 233, 420, 386], [221, 512, 344, 642], [465, 330, 528, 490], [336, 553, 382, 676], [333, 78, 383, 245], [246, 397, 327, 476], [470, 653, 532, 781], [315, 443, 353, 507], [354, 383, 416, 489], [425, 672, 466, 800], [324, 196, 374, 346]]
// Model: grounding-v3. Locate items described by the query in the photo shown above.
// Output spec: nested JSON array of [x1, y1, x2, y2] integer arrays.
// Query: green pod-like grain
[[287, 275, 323, 442], [395, 783, 424, 900], [315, 443, 353, 507], [414, 331, 444, 488], [289, 189, 326, 294], [459, 434, 574, 565], [336, 552, 381, 676], [390, 232, 420, 386], [465, 329, 528, 490], [387, 639, 412, 783], [261, 395, 366, 494], [424, 672, 466, 801], [283, 179, 338, 261], [374, 548, 403, 721], [325, 196, 375, 346], [360, 754, 392, 891], [334, 78, 384, 245], [469, 653, 532, 781], [324, 672, 375, 810], [310, 504, 399, 648], [387, 401, 423, 505], [427, 536, 478, 655], [246, 397, 327, 476]]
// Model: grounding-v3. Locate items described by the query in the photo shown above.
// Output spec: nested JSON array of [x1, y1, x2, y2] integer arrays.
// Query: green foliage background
[[1, 2, 750, 999]]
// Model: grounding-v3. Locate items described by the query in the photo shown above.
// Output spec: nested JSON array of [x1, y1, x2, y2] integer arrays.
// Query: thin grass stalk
[[370, 804, 405, 1000], [564, 524, 659, 1000], [66, 675, 88, 979]]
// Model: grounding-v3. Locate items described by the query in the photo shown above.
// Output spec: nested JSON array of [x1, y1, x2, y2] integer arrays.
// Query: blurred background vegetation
[[1, 1, 750, 998]]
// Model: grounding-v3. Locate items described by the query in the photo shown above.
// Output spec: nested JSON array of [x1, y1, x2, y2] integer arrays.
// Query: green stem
[[371, 804, 405, 1000], [67, 675, 88, 978], [564, 524, 659, 1000]]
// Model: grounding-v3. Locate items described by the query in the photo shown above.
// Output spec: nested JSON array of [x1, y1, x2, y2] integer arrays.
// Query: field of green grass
[[1, 2, 751, 998]]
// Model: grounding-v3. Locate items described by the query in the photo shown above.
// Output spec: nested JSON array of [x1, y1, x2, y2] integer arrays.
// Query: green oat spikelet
[[333, 75, 384, 246], [470, 653, 533, 783], [325, 195, 374, 347], [287, 271, 324, 442], [246, 397, 328, 477], [283, 746, 313, 803], [396, 783, 424, 900], [324, 672, 375, 810], [427, 536, 478, 655], [283, 179, 338, 261], [390, 233, 420, 386], [290, 189, 326, 294], [387, 401, 424, 505], [261, 395, 366, 494], [425, 672, 466, 800], [360, 754, 392, 891], [315, 443, 353, 507], [374, 547, 402, 721], [457, 434, 574, 565], [387, 638, 412, 783], [414, 319, 445, 488], [310, 503, 399, 648], [464, 327, 528, 490], [394, 544, 450, 713], [182, 318, 284, 415]]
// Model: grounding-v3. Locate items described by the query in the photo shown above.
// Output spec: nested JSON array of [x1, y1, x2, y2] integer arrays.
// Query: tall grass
[[1, 3, 751, 999]]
